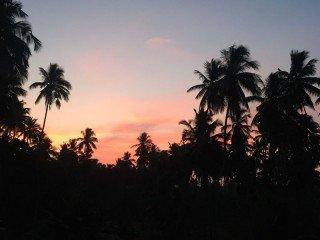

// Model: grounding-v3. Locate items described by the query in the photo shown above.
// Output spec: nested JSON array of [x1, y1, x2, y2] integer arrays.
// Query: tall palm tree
[[188, 45, 263, 150], [77, 128, 98, 158], [218, 45, 263, 149], [29, 63, 72, 131]]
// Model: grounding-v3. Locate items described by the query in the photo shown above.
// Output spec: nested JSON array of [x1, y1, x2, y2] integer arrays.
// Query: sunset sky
[[22, 0, 320, 163]]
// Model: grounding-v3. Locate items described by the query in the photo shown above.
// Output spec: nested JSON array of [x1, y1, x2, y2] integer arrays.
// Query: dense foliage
[[0, 1, 320, 239]]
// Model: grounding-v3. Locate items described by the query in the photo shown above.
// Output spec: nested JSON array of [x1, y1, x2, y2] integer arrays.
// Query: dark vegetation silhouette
[[0, 1, 320, 239]]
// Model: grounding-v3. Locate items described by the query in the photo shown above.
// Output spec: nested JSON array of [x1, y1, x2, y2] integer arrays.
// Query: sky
[[22, 0, 320, 163]]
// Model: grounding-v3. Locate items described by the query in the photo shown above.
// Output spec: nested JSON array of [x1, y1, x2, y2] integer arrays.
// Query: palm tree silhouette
[[218, 45, 262, 149], [179, 108, 224, 185], [131, 132, 155, 169], [77, 128, 98, 158], [187, 59, 223, 109], [179, 108, 222, 144], [253, 50, 320, 162], [19, 116, 42, 145], [188, 45, 262, 150], [226, 109, 252, 154], [29, 63, 72, 131], [275, 50, 320, 112], [116, 152, 135, 169], [0, 0, 41, 79], [0, 74, 27, 121], [0, 100, 29, 139], [226, 109, 253, 180], [66, 138, 79, 152]]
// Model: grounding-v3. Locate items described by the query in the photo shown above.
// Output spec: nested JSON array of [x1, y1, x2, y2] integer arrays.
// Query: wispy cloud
[[145, 36, 195, 60], [111, 119, 167, 134], [146, 37, 172, 49]]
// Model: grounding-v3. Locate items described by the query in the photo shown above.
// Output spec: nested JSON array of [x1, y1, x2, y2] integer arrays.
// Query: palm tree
[[29, 63, 72, 131], [116, 152, 135, 169], [179, 108, 224, 185], [179, 108, 222, 144], [188, 45, 263, 150], [275, 50, 320, 112], [66, 138, 79, 152], [0, 0, 41, 79], [227, 109, 252, 155], [0, 73, 27, 120], [218, 45, 262, 149], [131, 132, 155, 169], [187, 59, 223, 110], [19, 116, 42, 145], [253, 60, 320, 186], [225, 109, 254, 181], [77, 128, 98, 158], [253, 50, 320, 162], [0, 100, 29, 139], [0, 1, 41, 137]]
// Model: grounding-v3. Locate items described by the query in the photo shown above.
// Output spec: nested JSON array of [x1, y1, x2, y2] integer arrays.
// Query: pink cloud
[[146, 37, 172, 49], [111, 118, 168, 134], [146, 36, 195, 60]]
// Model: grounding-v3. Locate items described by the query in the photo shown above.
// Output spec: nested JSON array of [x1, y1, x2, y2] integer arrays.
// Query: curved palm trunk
[[42, 103, 49, 132]]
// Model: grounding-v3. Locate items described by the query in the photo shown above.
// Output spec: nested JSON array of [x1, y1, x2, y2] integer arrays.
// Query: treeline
[[1, 1, 320, 240]]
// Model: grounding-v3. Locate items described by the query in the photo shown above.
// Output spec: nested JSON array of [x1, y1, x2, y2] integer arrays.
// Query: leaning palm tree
[[77, 128, 98, 158], [29, 63, 72, 131]]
